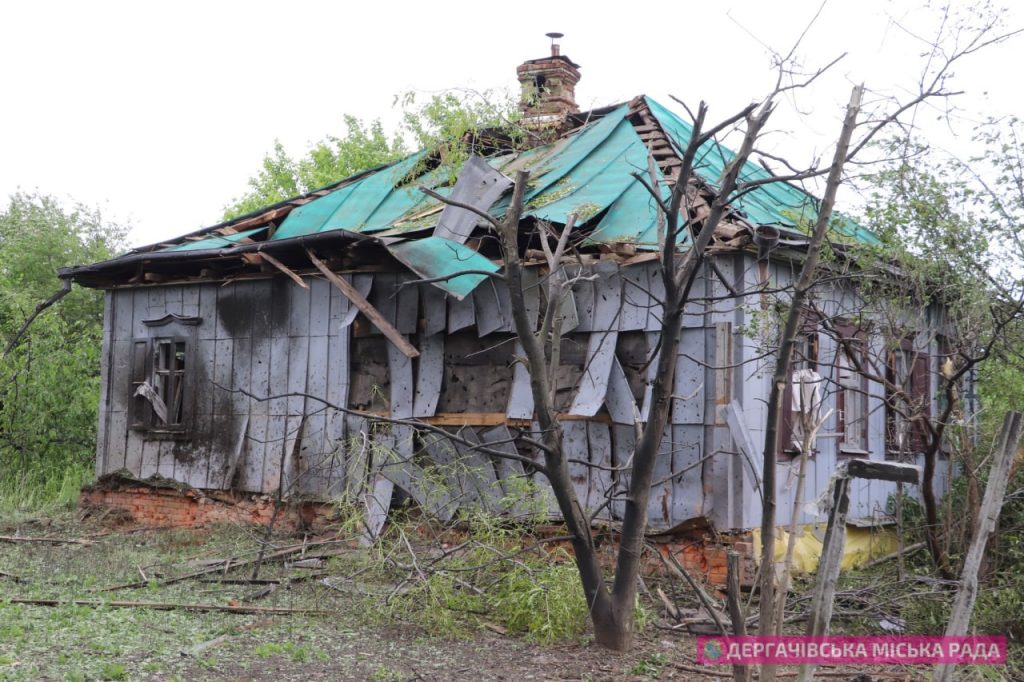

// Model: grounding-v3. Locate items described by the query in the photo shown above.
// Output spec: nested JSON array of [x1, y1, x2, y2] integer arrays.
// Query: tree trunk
[[758, 85, 863, 681]]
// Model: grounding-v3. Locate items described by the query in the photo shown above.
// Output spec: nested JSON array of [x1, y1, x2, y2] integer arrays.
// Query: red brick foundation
[[79, 474, 336, 531], [80, 474, 754, 587]]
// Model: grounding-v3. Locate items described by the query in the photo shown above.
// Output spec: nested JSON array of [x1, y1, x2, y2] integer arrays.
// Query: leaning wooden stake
[[798, 459, 919, 682], [935, 411, 1022, 682], [726, 550, 751, 682]]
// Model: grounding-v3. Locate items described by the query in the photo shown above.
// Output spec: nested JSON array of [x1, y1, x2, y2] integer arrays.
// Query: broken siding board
[[447, 291, 475, 332], [558, 287, 579, 333], [422, 430, 480, 509], [368, 273, 398, 333], [363, 428, 395, 543], [522, 267, 541, 331], [239, 414, 267, 493], [413, 333, 443, 418], [342, 415, 370, 499], [387, 337, 414, 419], [281, 416, 306, 496], [605, 355, 638, 424], [671, 425, 705, 524], [644, 261, 666, 331], [640, 331, 661, 422], [587, 422, 614, 521], [672, 328, 705, 425], [395, 277, 419, 334], [648, 427, 674, 529], [340, 274, 374, 328], [480, 425, 530, 518], [610, 424, 636, 520], [562, 421, 593, 513], [455, 426, 502, 511], [506, 341, 534, 420], [619, 265, 649, 331], [421, 282, 447, 337], [474, 279, 511, 337], [327, 276, 351, 330], [568, 329, 619, 416]]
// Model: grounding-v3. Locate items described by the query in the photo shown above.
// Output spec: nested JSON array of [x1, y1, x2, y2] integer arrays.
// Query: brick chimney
[[517, 33, 581, 128]]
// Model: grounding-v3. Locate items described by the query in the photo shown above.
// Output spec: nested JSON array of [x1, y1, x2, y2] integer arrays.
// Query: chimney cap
[[545, 32, 564, 40]]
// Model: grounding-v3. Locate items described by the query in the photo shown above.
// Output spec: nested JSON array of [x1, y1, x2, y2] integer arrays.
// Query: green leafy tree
[[224, 116, 406, 219], [224, 89, 521, 219], [0, 193, 126, 513]]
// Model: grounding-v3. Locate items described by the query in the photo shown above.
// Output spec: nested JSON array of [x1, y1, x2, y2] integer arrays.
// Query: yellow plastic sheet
[[751, 524, 898, 573]]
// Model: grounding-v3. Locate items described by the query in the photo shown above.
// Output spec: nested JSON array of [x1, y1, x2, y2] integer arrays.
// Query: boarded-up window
[[886, 336, 930, 458]]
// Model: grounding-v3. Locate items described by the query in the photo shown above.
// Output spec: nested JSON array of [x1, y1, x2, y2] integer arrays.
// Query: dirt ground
[[0, 513, 958, 681]]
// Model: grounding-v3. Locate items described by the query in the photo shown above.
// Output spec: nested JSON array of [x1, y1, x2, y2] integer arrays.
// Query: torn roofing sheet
[[129, 95, 878, 299], [387, 236, 499, 301], [162, 226, 267, 251], [643, 97, 880, 246]]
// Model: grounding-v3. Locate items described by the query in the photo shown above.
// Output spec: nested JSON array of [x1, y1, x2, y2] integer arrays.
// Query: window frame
[[778, 319, 820, 460], [834, 321, 869, 458], [885, 335, 931, 459], [130, 313, 200, 440]]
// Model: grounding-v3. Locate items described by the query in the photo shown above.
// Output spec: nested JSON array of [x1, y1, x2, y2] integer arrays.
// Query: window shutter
[[909, 348, 930, 451], [129, 339, 150, 429]]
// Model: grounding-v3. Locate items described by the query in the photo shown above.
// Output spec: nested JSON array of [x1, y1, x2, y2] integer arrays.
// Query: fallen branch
[[650, 543, 728, 635], [862, 542, 926, 569], [182, 617, 275, 657], [0, 570, 24, 582], [0, 535, 95, 545], [93, 538, 349, 592], [5, 597, 330, 615]]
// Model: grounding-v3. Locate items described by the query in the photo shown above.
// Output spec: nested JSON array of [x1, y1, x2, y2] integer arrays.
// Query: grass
[[0, 511, 680, 681], [0, 460, 92, 519]]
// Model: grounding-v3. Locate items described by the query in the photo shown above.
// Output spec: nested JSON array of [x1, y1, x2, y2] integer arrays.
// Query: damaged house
[[63, 43, 955, 547]]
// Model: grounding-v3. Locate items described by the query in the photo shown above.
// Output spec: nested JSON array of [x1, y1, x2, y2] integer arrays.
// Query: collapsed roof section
[[60, 96, 879, 296]]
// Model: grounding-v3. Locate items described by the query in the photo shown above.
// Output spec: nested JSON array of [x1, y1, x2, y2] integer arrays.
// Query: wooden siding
[[95, 256, 953, 532]]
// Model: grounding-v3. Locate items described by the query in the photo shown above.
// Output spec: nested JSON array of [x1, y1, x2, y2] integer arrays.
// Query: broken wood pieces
[[306, 248, 419, 358], [6, 597, 329, 616]]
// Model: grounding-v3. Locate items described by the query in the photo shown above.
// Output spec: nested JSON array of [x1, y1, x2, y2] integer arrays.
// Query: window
[[778, 327, 820, 458], [886, 336, 930, 458], [131, 313, 199, 437], [835, 323, 868, 456]]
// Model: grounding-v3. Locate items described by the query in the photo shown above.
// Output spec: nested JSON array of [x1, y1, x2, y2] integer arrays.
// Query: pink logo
[[696, 636, 1006, 666]]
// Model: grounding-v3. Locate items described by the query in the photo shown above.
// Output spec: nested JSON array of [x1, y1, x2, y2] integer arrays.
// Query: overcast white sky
[[1, 1, 1021, 249]]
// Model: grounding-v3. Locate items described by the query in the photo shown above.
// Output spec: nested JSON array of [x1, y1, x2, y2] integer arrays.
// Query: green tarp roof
[[165, 96, 878, 297]]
